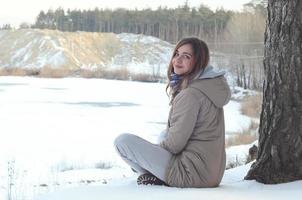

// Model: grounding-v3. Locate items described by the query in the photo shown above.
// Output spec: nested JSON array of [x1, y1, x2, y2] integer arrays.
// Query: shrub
[[0, 66, 166, 82], [241, 93, 263, 118], [38, 66, 73, 78], [226, 121, 258, 148], [94, 161, 113, 169], [0, 67, 27, 76]]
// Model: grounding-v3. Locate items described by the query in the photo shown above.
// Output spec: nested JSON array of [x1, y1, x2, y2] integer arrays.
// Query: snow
[[110, 60, 168, 77], [1, 30, 174, 73], [35, 163, 302, 200], [231, 86, 259, 101], [49, 51, 66, 67], [117, 33, 170, 45], [112, 33, 173, 76], [50, 40, 65, 51], [224, 100, 251, 134], [0, 30, 6, 39], [10, 42, 33, 65], [226, 141, 257, 168], [0, 76, 301, 200]]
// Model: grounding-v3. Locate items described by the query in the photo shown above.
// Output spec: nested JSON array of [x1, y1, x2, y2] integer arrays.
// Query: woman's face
[[172, 43, 194, 75]]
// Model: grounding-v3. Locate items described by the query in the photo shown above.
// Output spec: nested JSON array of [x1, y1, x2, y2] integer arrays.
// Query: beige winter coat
[[160, 70, 231, 188]]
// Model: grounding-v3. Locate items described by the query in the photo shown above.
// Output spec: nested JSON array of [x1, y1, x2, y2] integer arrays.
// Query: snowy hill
[[0, 29, 173, 76]]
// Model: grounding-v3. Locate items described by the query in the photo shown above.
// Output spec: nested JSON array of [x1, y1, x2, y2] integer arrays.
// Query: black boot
[[137, 173, 168, 186]]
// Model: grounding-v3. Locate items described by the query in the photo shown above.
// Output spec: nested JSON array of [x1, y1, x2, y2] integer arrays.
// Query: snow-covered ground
[[35, 163, 302, 200], [1, 76, 300, 200]]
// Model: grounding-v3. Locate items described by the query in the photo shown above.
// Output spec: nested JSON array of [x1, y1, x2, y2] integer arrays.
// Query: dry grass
[[0, 67, 164, 82], [226, 93, 262, 148], [131, 73, 164, 82], [102, 68, 130, 80], [0, 67, 35, 76], [78, 68, 130, 80], [79, 69, 102, 78], [241, 93, 263, 118], [38, 66, 74, 78], [226, 121, 258, 148], [226, 133, 257, 148]]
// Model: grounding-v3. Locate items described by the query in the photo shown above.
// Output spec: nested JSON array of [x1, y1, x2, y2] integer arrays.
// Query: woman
[[114, 37, 231, 188]]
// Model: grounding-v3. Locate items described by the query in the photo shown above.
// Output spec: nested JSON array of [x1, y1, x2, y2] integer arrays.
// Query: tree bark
[[245, 0, 302, 183]]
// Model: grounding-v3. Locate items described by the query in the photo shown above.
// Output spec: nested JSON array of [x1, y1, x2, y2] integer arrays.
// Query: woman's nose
[[175, 56, 183, 63]]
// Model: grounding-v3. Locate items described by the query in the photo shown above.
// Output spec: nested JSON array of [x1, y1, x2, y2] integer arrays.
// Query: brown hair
[[166, 37, 210, 100]]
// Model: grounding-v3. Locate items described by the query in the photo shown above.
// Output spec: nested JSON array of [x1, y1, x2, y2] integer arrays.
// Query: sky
[[0, 0, 251, 27]]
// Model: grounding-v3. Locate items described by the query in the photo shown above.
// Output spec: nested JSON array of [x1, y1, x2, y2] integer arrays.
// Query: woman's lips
[[174, 65, 183, 69]]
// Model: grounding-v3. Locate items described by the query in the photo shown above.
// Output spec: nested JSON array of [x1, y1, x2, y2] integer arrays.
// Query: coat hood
[[189, 65, 231, 108], [198, 65, 226, 79]]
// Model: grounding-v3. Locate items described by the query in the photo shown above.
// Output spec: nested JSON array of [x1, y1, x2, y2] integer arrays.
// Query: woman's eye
[[173, 53, 191, 60]]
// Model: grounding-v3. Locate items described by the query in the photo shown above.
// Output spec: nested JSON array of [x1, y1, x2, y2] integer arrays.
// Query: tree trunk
[[245, 0, 302, 183]]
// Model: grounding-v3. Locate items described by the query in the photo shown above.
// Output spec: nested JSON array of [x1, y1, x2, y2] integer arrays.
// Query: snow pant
[[114, 133, 172, 182]]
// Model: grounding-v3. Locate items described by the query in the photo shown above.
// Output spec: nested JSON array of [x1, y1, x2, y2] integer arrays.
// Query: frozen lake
[[0, 76, 251, 199]]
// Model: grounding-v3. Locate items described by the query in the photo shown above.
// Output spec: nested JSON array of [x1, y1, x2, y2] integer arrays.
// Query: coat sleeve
[[160, 89, 200, 154]]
